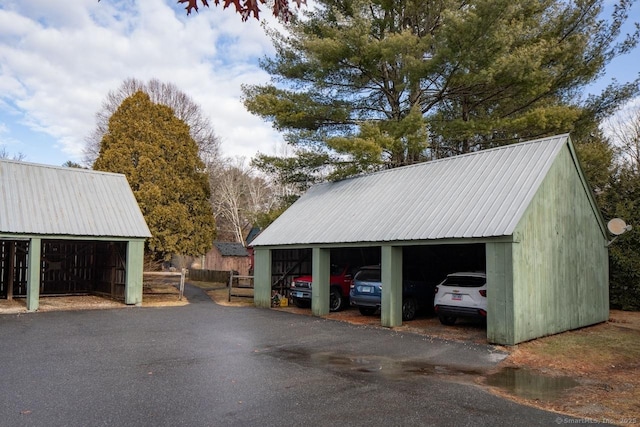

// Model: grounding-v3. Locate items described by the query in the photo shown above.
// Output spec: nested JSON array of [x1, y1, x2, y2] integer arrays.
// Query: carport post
[[26, 238, 41, 312], [486, 242, 515, 345], [311, 247, 330, 316], [381, 245, 402, 327], [253, 248, 272, 308], [125, 240, 144, 306]]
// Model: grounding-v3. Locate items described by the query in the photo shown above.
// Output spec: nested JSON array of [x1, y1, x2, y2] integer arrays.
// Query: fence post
[[179, 268, 186, 301], [228, 271, 234, 302]]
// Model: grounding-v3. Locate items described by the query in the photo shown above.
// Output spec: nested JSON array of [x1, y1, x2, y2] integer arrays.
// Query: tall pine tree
[[243, 0, 639, 188]]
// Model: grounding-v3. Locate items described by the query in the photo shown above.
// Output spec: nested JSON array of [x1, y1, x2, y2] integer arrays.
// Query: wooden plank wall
[[41, 241, 95, 294], [511, 145, 608, 343], [0, 240, 29, 298], [486, 242, 515, 345]]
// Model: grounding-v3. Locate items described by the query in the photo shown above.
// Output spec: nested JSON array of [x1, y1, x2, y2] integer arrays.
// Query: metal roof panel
[[251, 134, 571, 247], [0, 160, 152, 238]]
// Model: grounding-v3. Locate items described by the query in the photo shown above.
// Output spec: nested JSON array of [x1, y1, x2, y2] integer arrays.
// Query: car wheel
[[329, 288, 343, 312], [439, 315, 456, 326], [358, 306, 377, 316], [293, 298, 310, 308], [402, 297, 418, 321]]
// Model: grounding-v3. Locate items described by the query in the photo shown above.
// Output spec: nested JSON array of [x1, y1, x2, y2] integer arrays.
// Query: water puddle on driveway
[[257, 347, 485, 382], [484, 367, 579, 401], [258, 347, 580, 402]]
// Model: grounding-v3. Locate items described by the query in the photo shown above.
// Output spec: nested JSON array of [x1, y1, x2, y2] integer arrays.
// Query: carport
[[0, 160, 151, 311], [250, 134, 610, 345]]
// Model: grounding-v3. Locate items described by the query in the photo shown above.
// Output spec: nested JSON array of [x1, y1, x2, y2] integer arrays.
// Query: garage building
[[250, 134, 609, 345], [0, 160, 151, 311]]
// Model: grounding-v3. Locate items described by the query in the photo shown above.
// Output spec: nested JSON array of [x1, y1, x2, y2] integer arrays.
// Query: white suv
[[433, 272, 487, 325]]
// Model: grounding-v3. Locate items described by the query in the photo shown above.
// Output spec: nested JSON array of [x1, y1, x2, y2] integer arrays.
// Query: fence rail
[[143, 269, 186, 300], [228, 274, 254, 302]]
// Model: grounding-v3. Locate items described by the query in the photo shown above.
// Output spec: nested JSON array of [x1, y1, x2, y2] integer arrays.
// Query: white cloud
[[0, 0, 283, 163], [0, 122, 20, 149]]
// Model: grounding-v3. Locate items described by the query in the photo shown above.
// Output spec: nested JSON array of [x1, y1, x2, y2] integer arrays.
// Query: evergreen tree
[[94, 91, 216, 260], [243, 0, 639, 189], [599, 105, 640, 310], [601, 166, 640, 310]]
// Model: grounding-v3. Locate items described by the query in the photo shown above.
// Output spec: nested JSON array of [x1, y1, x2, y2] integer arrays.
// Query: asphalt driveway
[[0, 285, 580, 426]]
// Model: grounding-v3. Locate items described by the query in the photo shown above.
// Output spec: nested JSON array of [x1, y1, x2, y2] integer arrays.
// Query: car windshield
[[443, 276, 485, 287], [355, 269, 380, 282]]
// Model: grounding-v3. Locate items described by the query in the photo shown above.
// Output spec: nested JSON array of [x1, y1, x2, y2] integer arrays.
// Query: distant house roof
[[0, 160, 151, 238], [245, 227, 261, 245], [251, 134, 585, 247], [214, 242, 249, 257]]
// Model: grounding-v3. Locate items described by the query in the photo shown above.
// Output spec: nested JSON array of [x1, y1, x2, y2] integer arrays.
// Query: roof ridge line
[[0, 159, 125, 177], [323, 134, 570, 185]]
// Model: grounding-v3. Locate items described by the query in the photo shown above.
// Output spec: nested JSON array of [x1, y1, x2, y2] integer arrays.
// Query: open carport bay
[[275, 243, 486, 289], [272, 243, 488, 337], [402, 243, 486, 284]]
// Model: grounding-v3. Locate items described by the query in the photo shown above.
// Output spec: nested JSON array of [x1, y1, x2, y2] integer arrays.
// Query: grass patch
[[187, 280, 227, 290], [514, 324, 640, 373]]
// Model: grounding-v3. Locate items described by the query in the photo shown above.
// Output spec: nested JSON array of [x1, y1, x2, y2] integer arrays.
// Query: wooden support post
[[311, 247, 330, 317], [26, 238, 41, 312], [124, 240, 144, 306], [381, 245, 402, 327], [253, 248, 272, 308], [7, 242, 14, 301], [179, 268, 186, 301]]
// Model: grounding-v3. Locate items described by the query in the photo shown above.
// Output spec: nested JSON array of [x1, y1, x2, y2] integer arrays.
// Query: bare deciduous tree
[[606, 103, 640, 174], [209, 157, 276, 245], [84, 78, 221, 166], [0, 146, 26, 161]]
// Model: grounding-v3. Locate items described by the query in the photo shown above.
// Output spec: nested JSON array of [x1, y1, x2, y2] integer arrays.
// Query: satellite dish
[[608, 218, 631, 236], [606, 218, 633, 247]]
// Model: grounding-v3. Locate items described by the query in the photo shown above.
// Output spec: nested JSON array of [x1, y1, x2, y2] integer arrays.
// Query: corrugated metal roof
[[0, 160, 151, 238], [251, 134, 571, 247], [214, 242, 249, 257]]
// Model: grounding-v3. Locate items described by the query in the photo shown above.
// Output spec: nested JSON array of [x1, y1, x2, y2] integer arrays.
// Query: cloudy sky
[[0, 0, 639, 167]]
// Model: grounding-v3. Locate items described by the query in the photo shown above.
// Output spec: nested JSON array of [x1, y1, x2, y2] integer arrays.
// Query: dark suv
[[349, 265, 435, 321], [290, 264, 353, 312]]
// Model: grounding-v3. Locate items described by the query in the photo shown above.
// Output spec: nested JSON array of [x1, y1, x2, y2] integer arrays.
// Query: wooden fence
[[228, 274, 254, 302], [188, 269, 230, 283], [143, 270, 186, 300]]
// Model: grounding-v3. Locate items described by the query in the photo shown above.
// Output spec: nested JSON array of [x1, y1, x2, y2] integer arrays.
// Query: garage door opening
[[269, 247, 381, 295], [1, 239, 129, 302], [41, 240, 127, 298], [403, 243, 486, 285]]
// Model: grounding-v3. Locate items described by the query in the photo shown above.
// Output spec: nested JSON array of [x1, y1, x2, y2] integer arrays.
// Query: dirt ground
[[2, 281, 638, 424], [0, 280, 188, 314], [495, 312, 640, 424]]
